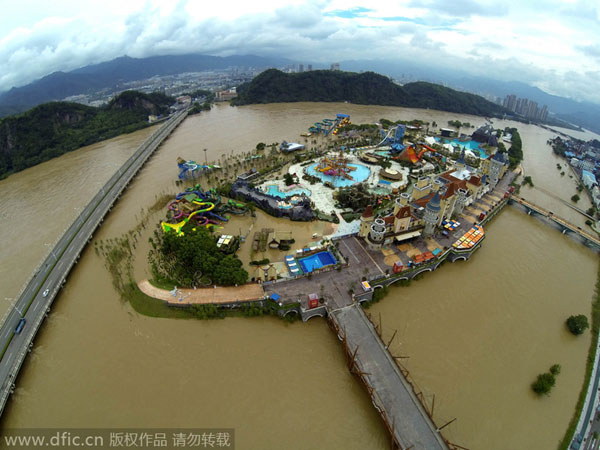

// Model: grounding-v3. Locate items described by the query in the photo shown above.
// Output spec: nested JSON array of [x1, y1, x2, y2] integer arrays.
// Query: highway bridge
[[510, 195, 600, 250], [0, 109, 189, 418]]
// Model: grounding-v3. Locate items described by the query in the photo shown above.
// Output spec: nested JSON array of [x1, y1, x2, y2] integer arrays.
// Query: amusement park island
[[131, 112, 519, 322], [96, 110, 525, 449]]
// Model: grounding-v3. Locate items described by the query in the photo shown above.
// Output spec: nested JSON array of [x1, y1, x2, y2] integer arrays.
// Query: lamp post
[[5, 298, 23, 317], [204, 148, 208, 166], [44, 243, 57, 261]]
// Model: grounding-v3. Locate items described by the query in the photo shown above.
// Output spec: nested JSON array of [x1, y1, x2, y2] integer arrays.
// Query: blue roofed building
[[582, 170, 597, 190]]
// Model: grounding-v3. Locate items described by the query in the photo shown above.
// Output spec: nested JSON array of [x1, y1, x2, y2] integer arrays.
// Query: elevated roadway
[[0, 109, 188, 417]]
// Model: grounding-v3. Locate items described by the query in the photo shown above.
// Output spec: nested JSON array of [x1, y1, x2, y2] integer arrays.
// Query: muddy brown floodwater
[[0, 103, 598, 449]]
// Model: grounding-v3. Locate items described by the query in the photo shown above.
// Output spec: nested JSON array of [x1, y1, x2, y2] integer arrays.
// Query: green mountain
[[232, 69, 507, 116], [0, 91, 172, 179]]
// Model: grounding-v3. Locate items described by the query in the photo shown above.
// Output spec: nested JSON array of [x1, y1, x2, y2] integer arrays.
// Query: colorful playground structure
[[177, 157, 220, 180], [161, 184, 248, 236], [315, 152, 357, 180], [308, 114, 350, 136], [392, 142, 438, 164], [374, 125, 438, 164], [377, 125, 406, 153]]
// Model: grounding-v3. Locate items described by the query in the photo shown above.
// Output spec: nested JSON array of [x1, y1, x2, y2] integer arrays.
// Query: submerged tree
[[566, 315, 589, 335], [532, 372, 556, 396]]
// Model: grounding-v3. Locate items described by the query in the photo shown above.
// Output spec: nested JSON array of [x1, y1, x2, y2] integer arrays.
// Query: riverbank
[[559, 261, 600, 449]]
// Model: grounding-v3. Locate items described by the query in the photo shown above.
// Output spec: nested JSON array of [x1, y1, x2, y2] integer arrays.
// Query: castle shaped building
[[359, 149, 509, 249]]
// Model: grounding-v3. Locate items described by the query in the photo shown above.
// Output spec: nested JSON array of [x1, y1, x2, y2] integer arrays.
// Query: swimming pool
[[306, 163, 370, 187], [265, 185, 311, 198], [370, 186, 391, 195], [298, 251, 337, 273], [435, 138, 488, 159]]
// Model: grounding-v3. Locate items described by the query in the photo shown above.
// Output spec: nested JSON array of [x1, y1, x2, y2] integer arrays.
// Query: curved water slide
[[420, 143, 437, 154], [207, 211, 229, 222], [160, 202, 216, 235], [376, 125, 400, 147], [177, 161, 201, 180]]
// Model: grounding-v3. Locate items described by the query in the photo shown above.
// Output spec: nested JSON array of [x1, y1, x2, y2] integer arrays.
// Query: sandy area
[[138, 279, 264, 305], [383, 255, 400, 266]]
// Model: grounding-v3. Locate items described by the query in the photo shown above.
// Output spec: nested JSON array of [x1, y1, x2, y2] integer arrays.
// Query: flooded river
[[0, 102, 598, 449]]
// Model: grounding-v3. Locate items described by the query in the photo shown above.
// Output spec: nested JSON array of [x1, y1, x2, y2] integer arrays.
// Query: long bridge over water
[[509, 195, 600, 250], [0, 109, 189, 417]]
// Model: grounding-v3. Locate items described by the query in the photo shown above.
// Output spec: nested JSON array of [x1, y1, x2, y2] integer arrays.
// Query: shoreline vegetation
[[96, 189, 298, 322], [0, 90, 173, 179], [558, 260, 600, 450]]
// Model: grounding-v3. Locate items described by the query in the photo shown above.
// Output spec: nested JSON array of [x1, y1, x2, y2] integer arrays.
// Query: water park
[[128, 111, 528, 450], [155, 113, 512, 289], [307, 152, 371, 187], [308, 113, 350, 136], [177, 157, 220, 179], [432, 137, 489, 159], [160, 184, 248, 236]]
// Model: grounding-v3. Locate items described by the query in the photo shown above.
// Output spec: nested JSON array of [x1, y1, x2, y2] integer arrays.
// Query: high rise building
[[526, 101, 538, 120], [330, 63, 340, 71], [503, 94, 517, 112], [307, 64, 312, 71], [298, 64, 304, 72], [504, 94, 550, 122]]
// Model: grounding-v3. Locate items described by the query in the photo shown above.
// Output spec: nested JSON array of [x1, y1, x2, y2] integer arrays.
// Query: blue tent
[[270, 293, 281, 301]]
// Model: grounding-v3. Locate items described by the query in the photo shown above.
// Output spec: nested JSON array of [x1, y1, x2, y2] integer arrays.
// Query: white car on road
[[42, 289, 49, 297]]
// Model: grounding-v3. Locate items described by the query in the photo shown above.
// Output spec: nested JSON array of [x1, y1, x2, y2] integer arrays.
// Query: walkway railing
[[512, 195, 600, 247]]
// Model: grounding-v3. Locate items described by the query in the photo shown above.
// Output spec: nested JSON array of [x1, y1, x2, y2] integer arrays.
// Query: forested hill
[[0, 91, 172, 179], [232, 69, 507, 116]]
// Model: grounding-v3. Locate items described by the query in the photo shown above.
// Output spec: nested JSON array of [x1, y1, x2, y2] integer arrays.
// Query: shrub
[[566, 315, 590, 335], [532, 372, 556, 395], [550, 364, 561, 376]]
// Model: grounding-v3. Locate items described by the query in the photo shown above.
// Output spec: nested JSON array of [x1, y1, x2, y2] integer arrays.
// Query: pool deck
[[285, 153, 409, 216]]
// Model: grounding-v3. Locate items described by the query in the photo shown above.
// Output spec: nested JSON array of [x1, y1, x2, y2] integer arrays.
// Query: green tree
[[532, 372, 556, 396], [571, 194, 580, 203], [283, 173, 294, 186], [566, 314, 589, 335], [256, 142, 266, 151], [150, 225, 248, 287], [522, 176, 534, 187], [550, 364, 561, 376]]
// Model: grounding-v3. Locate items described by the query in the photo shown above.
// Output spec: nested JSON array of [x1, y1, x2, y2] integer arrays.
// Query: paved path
[[330, 304, 448, 450], [138, 280, 264, 305]]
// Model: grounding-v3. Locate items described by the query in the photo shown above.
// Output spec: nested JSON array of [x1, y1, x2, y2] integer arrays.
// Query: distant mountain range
[[339, 59, 600, 135], [1, 52, 598, 135], [233, 69, 508, 118], [0, 54, 290, 117]]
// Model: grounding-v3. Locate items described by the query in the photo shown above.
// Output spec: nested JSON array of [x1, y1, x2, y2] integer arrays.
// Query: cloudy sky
[[1, 0, 599, 103]]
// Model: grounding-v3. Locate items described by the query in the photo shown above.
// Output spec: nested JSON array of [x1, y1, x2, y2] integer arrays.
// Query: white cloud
[[0, 0, 598, 103]]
